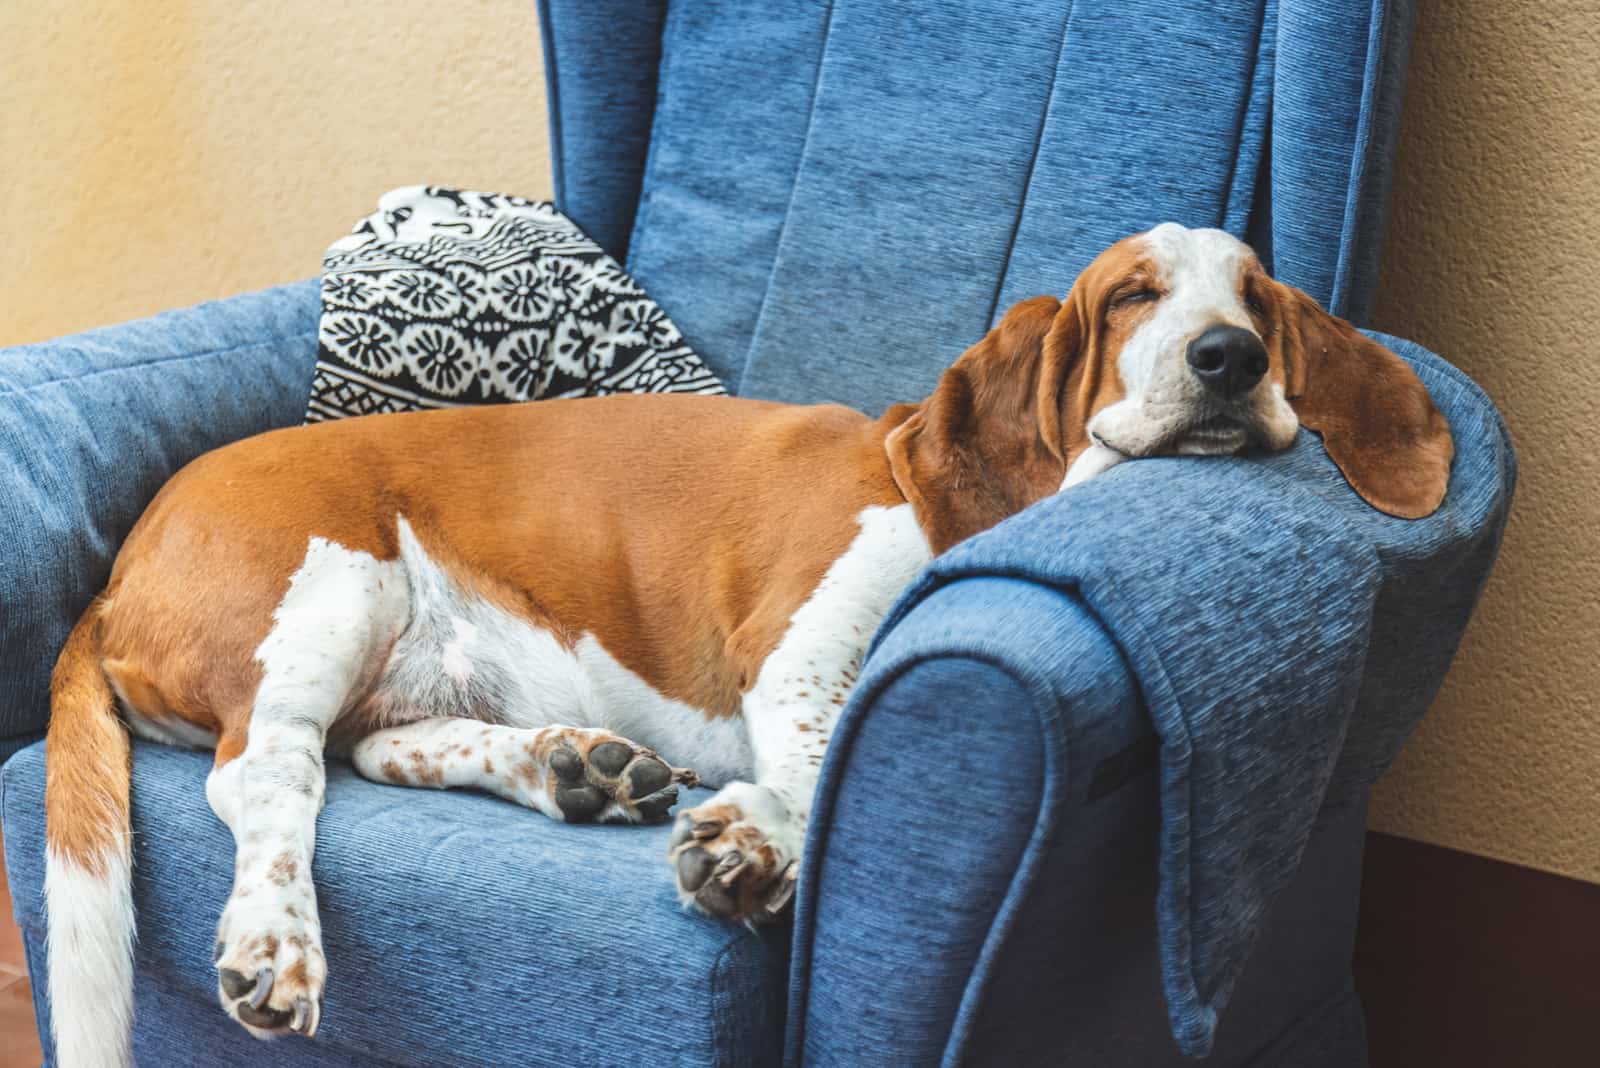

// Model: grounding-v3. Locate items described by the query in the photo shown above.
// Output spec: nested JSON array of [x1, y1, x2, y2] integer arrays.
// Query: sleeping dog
[[42, 224, 1452, 1064]]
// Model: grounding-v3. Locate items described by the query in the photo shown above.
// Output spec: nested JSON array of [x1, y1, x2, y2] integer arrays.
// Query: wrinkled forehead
[[1137, 223, 1256, 292]]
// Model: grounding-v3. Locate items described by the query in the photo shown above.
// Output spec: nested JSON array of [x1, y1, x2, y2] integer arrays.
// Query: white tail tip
[[45, 846, 135, 1068]]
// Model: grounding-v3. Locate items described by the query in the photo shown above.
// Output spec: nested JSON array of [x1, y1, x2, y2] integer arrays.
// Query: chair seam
[[738, 0, 838, 397], [1329, 0, 1391, 318], [1220, 0, 1277, 233], [984, 0, 1076, 329]]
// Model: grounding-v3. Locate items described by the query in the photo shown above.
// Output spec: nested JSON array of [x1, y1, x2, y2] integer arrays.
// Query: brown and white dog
[[41, 224, 1452, 1065]]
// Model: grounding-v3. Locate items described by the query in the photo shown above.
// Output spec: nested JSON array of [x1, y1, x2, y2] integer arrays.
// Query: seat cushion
[[3, 740, 787, 1067]]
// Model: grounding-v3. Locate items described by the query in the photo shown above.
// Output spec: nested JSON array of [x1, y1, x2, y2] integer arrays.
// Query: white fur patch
[[255, 534, 408, 706], [330, 518, 749, 786], [121, 706, 219, 749], [363, 519, 599, 728], [46, 846, 135, 1068], [1061, 440, 1128, 490], [208, 532, 406, 1036], [573, 635, 753, 789], [669, 505, 930, 919], [742, 503, 931, 820], [1087, 223, 1298, 457]]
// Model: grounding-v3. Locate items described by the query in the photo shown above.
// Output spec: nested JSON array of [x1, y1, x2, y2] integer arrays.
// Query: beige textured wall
[[4, 3, 1597, 880], [1368, 0, 1600, 883], [0, 2, 552, 346]]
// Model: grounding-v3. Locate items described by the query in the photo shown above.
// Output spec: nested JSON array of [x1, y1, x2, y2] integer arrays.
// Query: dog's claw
[[766, 863, 800, 915], [290, 996, 313, 1034], [248, 967, 274, 1010]]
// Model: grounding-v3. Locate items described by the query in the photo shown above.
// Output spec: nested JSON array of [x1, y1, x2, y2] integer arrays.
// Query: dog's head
[[887, 223, 1453, 551]]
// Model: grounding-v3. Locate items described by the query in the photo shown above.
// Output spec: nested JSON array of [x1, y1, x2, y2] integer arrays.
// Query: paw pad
[[547, 735, 698, 824]]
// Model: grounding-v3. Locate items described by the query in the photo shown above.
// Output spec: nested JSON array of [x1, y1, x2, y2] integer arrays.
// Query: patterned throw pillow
[[306, 186, 724, 423]]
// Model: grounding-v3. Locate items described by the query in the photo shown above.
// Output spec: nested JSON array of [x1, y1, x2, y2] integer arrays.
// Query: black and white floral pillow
[[306, 186, 724, 423]]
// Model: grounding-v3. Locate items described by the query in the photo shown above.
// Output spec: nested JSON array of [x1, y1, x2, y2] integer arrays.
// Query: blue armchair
[[2, 2, 1514, 1065]]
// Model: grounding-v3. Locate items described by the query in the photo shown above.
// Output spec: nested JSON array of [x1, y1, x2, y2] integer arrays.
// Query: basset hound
[[41, 223, 1452, 1064]]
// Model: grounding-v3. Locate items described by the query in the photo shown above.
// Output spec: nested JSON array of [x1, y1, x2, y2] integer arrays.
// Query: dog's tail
[[44, 598, 136, 1068]]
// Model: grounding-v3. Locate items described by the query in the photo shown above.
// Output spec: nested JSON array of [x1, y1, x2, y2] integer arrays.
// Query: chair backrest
[[540, 0, 1415, 412]]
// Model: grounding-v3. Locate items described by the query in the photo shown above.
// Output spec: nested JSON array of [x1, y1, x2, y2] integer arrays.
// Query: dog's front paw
[[213, 860, 326, 1039], [668, 783, 801, 922]]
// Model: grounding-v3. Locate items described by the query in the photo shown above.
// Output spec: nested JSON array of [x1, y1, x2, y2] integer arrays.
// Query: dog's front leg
[[668, 506, 932, 923], [667, 686, 840, 922], [204, 537, 407, 1039]]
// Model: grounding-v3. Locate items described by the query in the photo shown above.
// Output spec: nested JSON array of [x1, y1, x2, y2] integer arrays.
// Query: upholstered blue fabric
[[791, 607, 1374, 1064], [537, 0, 669, 262], [805, 335, 1512, 1057], [621, 0, 1415, 411], [0, 280, 320, 748], [3, 742, 788, 1067]]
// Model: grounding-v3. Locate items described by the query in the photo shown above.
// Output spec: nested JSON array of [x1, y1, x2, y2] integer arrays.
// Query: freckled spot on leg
[[280, 959, 310, 989], [268, 854, 298, 886], [380, 759, 407, 782], [796, 691, 809, 698], [407, 749, 444, 786], [460, 747, 473, 758], [256, 935, 280, 959], [796, 723, 811, 732], [286, 904, 299, 918], [483, 756, 495, 775]]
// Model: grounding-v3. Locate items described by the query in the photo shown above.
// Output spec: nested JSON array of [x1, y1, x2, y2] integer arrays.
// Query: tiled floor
[[0, 824, 45, 1067]]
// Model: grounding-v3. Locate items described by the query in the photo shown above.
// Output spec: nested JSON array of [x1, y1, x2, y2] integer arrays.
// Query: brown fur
[[44, 607, 130, 874], [1261, 276, 1454, 519], [90, 394, 910, 754], [885, 241, 1157, 551]]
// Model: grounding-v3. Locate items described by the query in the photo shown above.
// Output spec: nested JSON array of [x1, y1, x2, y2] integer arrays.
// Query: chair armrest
[[788, 331, 1515, 1065], [787, 574, 1151, 1066], [0, 279, 320, 745]]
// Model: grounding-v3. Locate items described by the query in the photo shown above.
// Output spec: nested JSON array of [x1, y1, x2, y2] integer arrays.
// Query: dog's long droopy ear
[[886, 295, 1080, 552], [1274, 282, 1453, 519]]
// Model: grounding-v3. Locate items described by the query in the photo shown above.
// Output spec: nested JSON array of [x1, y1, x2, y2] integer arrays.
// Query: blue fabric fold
[[0, 280, 319, 746], [867, 334, 1514, 1056]]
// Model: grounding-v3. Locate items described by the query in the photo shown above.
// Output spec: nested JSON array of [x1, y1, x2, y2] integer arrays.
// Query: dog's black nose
[[1186, 325, 1269, 398]]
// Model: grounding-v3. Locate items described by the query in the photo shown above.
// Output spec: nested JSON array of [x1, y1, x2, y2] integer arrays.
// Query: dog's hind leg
[[352, 718, 696, 824], [205, 536, 408, 1040]]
